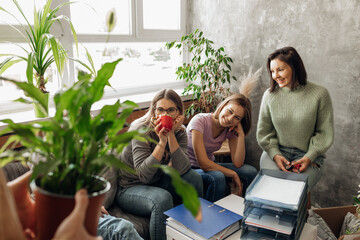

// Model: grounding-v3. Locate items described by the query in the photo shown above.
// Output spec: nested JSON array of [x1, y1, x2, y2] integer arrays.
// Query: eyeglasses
[[154, 107, 178, 116]]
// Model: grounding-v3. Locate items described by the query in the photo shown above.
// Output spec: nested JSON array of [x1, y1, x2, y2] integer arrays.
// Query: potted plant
[[0, 0, 78, 117], [338, 185, 360, 239], [0, 58, 200, 239], [166, 29, 237, 118], [354, 185, 360, 217]]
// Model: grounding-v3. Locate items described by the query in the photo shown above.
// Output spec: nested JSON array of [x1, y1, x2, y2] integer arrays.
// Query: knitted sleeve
[[256, 90, 282, 160], [170, 129, 191, 175], [305, 88, 334, 161]]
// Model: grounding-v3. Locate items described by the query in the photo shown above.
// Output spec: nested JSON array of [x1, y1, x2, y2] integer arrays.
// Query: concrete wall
[[187, 0, 360, 207]]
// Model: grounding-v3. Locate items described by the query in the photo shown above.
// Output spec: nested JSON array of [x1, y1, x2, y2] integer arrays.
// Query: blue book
[[164, 198, 243, 239]]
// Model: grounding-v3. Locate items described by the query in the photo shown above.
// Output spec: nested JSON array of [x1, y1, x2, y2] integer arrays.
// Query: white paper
[[247, 175, 305, 206], [215, 194, 244, 215]]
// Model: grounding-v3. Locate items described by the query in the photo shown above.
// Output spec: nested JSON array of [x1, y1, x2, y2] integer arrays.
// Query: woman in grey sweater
[[116, 89, 203, 240]]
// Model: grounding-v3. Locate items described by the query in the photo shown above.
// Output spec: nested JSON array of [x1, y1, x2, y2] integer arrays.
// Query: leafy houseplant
[[0, 57, 200, 237], [342, 185, 360, 237], [354, 184, 360, 217], [0, 0, 78, 117], [166, 29, 237, 118]]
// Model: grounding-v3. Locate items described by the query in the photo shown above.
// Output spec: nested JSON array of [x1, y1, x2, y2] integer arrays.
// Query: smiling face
[[218, 103, 245, 128], [270, 58, 293, 89]]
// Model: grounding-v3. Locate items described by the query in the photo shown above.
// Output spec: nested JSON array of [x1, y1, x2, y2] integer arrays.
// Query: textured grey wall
[[187, 0, 360, 207]]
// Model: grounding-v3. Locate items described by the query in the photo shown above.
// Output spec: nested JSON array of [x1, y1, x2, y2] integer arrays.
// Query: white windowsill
[[0, 88, 192, 131]]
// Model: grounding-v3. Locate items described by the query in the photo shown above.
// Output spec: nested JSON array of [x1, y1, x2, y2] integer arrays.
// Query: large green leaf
[[26, 52, 34, 84], [47, 34, 65, 75], [2, 79, 47, 113], [90, 58, 122, 103], [0, 119, 44, 150], [0, 150, 27, 167], [156, 165, 200, 218], [96, 101, 121, 123], [92, 155, 136, 175]]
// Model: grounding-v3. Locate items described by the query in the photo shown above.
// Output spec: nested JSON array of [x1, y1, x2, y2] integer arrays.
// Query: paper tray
[[241, 224, 293, 240], [245, 169, 308, 211]]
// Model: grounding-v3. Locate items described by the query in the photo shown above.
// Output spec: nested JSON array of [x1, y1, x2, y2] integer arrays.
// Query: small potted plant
[[354, 184, 360, 218], [0, 0, 78, 117], [338, 185, 360, 240], [0, 58, 200, 239], [166, 29, 237, 118]]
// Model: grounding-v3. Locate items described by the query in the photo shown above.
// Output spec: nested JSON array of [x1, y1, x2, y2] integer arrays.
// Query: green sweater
[[256, 81, 334, 162]]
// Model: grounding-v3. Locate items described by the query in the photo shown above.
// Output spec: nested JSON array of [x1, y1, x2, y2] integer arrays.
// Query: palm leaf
[[0, 57, 22, 75], [26, 52, 35, 84], [2, 79, 47, 112]]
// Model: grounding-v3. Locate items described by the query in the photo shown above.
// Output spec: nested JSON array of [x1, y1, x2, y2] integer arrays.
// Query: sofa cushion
[[99, 167, 118, 209], [2, 161, 30, 182], [100, 167, 150, 239], [108, 204, 150, 240]]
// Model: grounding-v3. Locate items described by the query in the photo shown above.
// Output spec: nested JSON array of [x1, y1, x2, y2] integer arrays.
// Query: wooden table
[[214, 139, 231, 163], [214, 139, 231, 156]]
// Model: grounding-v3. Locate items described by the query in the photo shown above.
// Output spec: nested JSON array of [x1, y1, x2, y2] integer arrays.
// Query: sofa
[[2, 162, 150, 239], [100, 167, 150, 239]]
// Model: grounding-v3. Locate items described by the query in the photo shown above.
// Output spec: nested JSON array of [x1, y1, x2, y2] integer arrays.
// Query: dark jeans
[[194, 163, 258, 202], [115, 168, 203, 240]]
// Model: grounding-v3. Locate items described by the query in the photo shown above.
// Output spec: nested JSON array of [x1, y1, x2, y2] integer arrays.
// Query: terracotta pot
[[31, 176, 110, 240]]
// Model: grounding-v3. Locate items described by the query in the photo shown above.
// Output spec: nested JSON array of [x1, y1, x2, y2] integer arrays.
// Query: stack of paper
[[164, 197, 243, 240], [241, 169, 308, 240]]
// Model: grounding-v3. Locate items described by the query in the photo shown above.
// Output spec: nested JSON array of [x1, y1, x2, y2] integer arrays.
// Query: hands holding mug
[[153, 115, 184, 136]]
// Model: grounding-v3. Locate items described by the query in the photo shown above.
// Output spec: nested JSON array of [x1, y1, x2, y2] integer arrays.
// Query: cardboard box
[[312, 205, 357, 238]]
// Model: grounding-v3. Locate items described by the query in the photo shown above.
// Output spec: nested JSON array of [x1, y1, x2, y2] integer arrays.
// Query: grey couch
[[100, 167, 150, 239], [2, 162, 150, 240]]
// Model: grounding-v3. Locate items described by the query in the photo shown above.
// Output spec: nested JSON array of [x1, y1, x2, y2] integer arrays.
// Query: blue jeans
[[115, 168, 203, 240], [260, 146, 324, 190], [194, 163, 258, 202], [97, 214, 143, 240]]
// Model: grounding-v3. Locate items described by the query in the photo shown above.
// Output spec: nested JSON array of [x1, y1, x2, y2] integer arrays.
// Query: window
[[0, 0, 186, 115]]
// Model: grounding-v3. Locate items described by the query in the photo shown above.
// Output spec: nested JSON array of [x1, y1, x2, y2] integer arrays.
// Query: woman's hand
[[231, 173, 243, 197], [153, 117, 168, 144], [53, 189, 102, 240], [291, 157, 311, 173], [229, 122, 245, 137], [169, 115, 185, 134], [100, 206, 109, 217], [273, 154, 291, 172]]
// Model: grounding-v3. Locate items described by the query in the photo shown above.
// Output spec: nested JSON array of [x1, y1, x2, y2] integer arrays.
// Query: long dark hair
[[267, 46, 307, 92]]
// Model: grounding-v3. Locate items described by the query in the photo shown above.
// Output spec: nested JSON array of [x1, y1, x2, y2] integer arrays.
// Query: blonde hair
[[213, 68, 261, 135]]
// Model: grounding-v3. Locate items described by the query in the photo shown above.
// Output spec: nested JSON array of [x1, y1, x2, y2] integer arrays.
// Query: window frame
[[0, 0, 187, 115]]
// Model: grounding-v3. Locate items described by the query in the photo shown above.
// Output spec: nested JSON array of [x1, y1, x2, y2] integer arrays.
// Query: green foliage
[[0, 57, 201, 217], [166, 29, 237, 118], [0, 0, 78, 116], [156, 165, 200, 217], [354, 184, 360, 217], [0, 59, 141, 195]]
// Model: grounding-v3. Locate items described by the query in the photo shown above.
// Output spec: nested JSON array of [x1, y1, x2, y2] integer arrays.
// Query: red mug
[[159, 115, 173, 133]]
